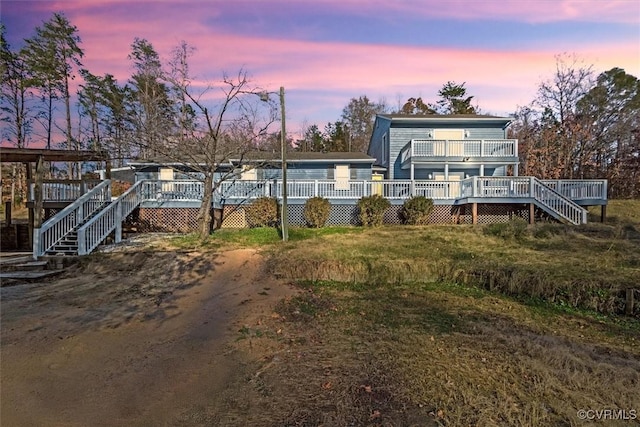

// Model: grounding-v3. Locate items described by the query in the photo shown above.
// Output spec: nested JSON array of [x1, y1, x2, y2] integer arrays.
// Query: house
[[26, 115, 608, 257], [368, 114, 518, 181], [365, 114, 607, 224], [105, 151, 376, 232]]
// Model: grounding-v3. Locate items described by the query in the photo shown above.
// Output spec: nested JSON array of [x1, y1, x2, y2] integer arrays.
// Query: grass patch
[[245, 279, 640, 426], [168, 226, 363, 251], [268, 206, 640, 316]]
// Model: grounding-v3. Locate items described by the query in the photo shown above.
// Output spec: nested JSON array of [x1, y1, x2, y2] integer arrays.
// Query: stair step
[[46, 251, 77, 256], [10, 261, 49, 271], [0, 254, 34, 267], [0, 269, 65, 286]]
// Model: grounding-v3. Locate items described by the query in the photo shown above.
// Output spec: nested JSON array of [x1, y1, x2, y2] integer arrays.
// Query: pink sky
[[2, 0, 639, 143]]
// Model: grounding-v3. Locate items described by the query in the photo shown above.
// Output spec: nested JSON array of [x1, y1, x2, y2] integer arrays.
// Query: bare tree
[[159, 44, 278, 239], [534, 54, 594, 178]]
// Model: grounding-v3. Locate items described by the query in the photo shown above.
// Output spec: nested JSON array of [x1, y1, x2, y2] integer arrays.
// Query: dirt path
[[1, 246, 297, 426]]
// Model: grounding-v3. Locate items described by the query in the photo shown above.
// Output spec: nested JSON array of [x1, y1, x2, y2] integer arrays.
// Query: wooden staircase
[[34, 180, 145, 259], [45, 202, 111, 256]]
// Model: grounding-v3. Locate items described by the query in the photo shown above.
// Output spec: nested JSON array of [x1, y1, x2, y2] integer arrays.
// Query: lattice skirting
[[132, 208, 200, 232], [131, 203, 533, 232]]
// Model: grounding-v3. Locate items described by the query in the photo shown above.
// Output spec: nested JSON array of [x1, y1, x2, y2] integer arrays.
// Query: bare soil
[[1, 237, 298, 426]]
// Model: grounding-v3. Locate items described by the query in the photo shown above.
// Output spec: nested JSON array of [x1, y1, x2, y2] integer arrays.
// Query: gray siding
[[367, 116, 392, 171], [386, 120, 511, 179], [287, 163, 372, 180]]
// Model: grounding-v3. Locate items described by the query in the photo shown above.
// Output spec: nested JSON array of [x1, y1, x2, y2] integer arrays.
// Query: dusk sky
[[2, 0, 639, 140]]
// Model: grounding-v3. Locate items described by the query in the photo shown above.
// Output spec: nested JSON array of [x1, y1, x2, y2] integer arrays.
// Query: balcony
[[400, 139, 518, 166]]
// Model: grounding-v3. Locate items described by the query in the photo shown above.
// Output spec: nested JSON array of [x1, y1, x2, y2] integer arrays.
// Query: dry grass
[[206, 201, 640, 426], [228, 281, 639, 426], [265, 202, 640, 316], [157, 201, 640, 425]]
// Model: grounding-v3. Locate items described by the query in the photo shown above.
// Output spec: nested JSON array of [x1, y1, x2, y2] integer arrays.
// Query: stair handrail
[[76, 180, 145, 255], [34, 180, 111, 258], [531, 177, 587, 225]]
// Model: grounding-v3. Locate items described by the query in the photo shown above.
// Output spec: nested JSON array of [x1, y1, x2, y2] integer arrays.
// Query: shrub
[[483, 217, 529, 240], [357, 194, 390, 227], [246, 197, 278, 228], [400, 196, 434, 225], [304, 197, 331, 228]]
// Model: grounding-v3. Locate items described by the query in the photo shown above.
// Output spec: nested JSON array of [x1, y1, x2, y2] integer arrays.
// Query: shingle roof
[[128, 151, 374, 166], [230, 151, 374, 163], [378, 113, 511, 120]]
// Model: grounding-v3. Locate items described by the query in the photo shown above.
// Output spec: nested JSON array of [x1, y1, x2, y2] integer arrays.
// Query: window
[[382, 133, 387, 165]]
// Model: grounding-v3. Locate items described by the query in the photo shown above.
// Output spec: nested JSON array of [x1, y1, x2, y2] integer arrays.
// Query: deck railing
[[28, 179, 102, 202], [34, 180, 111, 258], [77, 180, 146, 255], [460, 176, 587, 224], [135, 178, 606, 207], [540, 179, 607, 201], [532, 178, 587, 225], [401, 139, 518, 163]]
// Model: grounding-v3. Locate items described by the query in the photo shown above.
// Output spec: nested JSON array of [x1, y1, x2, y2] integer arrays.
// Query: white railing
[[459, 176, 587, 224], [461, 176, 532, 198], [532, 178, 587, 225], [217, 180, 271, 200], [402, 139, 518, 162], [137, 178, 607, 206], [140, 180, 204, 201], [77, 180, 146, 255], [34, 180, 111, 258], [28, 179, 102, 202], [541, 179, 607, 201]]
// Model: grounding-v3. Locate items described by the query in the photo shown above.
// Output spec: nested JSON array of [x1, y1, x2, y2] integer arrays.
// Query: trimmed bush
[[357, 194, 390, 227], [400, 196, 434, 225], [246, 197, 278, 228], [304, 197, 331, 228]]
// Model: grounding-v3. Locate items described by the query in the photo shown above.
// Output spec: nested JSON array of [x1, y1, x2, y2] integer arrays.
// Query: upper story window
[[382, 133, 387, 164]]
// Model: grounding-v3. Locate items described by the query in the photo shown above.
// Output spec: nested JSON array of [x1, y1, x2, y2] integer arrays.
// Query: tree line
[[1, 14, 639, 199]]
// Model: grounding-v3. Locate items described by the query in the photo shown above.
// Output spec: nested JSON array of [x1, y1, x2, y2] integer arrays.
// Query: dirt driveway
[[1, 241, 297, 426]]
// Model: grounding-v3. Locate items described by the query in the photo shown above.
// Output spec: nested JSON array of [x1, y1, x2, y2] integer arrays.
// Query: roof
[[231, 151, 374, 163], [126, 151, 374, 167], [377, 114, 512, 126], [0, 147, 109, 163]]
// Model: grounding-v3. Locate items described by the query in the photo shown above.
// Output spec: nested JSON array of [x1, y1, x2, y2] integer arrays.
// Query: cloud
[[3, 0, 638, 139]]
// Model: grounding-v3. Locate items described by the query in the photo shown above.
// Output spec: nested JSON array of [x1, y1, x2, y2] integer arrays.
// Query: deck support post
[[471, 203, 478, 225], [34, 155, 44, 228], [5, 201, 11, 225], [529, 203, 535, 224], [600, 205, 607, 223], [31, 155, 44, 259]]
